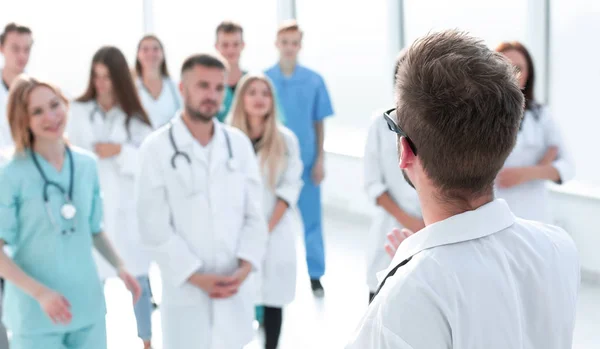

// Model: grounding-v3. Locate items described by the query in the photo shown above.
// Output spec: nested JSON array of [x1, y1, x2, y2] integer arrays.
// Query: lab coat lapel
[[209, 121, 229, 175], [171, 116, 198, 190], [106, 108, 129, 143]]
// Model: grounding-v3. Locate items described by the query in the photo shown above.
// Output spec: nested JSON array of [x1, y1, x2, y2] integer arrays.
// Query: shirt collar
[[380, 199, 516, 281], [171, 113, 224, 148]]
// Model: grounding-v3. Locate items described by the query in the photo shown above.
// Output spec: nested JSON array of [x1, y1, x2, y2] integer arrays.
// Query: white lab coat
[[0, 69, 13, 164], [347, 199, 580, 349], [66, 100, 153, 278], [136, 77, 182, 129], [496, 106, 575, 223], [363, 111, 421, 292], [136, 115, 268, 349], [257, 126, 304, 307]]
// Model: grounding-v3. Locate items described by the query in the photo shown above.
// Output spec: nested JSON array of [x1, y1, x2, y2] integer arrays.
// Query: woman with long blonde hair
[[228, 73, 303, 349], [0, 75, 140, 349]]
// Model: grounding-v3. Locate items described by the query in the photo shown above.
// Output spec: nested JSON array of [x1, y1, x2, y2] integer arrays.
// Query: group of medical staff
[[0, 19, 333, 349], [0, 16, 575, 349]]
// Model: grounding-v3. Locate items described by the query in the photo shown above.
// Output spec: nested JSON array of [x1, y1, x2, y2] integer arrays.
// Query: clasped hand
[[190, 261, 252, 299]]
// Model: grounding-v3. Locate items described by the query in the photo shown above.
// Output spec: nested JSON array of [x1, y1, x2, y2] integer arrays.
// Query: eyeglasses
[[383, 108, 417, 155]]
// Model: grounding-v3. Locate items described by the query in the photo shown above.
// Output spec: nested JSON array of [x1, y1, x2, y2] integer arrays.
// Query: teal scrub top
[[265, 64, 333, 167], [0, 147, 106, 335]]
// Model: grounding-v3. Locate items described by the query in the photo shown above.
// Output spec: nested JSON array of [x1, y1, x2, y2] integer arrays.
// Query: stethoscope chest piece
[[61, 202, 77, 220]]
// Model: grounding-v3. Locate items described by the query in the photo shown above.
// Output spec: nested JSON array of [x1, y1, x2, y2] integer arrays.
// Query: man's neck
[[279, 59, 297, 77], [227, 63, 243, 87], [2, 67, 22, 88], [418, 185, 494, 226], [182, 112, 214, 147]]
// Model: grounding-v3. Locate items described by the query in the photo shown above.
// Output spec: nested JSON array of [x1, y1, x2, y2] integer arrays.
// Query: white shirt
[[496, 106, 574, 223], [0, 69, 13, 162], [136, 77, 182, 129], [347, 199, 580, 349]]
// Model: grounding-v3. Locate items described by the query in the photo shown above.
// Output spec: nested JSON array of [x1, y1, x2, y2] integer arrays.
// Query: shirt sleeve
[[313, 75, 334, 121], [0, 166, 19, 245], [275, 132, 304, 206], [88, 159, 104, 235], [136, 139, 203, 286], [364, 116, 387, 202], [540, 107, 575, 184]]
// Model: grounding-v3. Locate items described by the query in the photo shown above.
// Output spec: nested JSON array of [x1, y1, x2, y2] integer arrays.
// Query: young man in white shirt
[[347, 30, 580, 349], [0, 22, 33, 159]]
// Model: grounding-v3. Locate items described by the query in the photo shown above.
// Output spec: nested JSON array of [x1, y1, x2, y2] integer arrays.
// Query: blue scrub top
[[0, 147, 106, 335], [265, 64, 334, 167]]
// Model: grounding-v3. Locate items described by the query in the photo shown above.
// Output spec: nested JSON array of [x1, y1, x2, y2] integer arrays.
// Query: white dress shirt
[[347, 199, 580, 349]]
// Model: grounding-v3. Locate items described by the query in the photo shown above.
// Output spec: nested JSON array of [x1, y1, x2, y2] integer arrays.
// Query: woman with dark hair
[[66, 46, 155, 349], [135, 35, 181, 129], [495, 42, 574, 223]]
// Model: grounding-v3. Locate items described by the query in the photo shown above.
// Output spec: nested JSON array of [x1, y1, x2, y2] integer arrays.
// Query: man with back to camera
[[136, 53, 268, 349], [266, 20, 334, 297], [347, 30, 580, 348], [214, 21, 246, 122], [0, 22, 33, 160]]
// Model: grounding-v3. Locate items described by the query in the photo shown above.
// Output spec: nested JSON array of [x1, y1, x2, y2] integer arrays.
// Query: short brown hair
[[396, 30, 524, 202], [7, 75, 69, 153], [0, 23, 32, 46], [277, 19, 302, 36], [181, 53, 229, 75], [216, 21, 243, 37]]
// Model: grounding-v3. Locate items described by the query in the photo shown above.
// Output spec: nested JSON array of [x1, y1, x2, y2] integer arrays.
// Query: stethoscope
[[30, 146, 77, 235], [168, 121, 236, 171]]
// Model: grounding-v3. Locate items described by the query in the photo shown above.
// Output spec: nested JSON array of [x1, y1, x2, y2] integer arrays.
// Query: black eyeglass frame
[[383, 108, 417, 155]]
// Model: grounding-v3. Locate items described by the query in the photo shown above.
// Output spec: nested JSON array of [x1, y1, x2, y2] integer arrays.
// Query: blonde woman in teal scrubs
[[0, 75, 141, 349]]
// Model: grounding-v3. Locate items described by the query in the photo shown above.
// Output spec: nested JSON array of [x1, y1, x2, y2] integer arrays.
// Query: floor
[[95, 208, 598, 348]]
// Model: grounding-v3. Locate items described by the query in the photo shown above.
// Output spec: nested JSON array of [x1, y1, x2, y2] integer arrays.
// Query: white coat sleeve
[[275, 132, 304, 206], [364, 117, 387, 202], [236, 137, 268, 271], [136, 139, 202, 286], [116, 118, 153, 177], [541, 108, 575, 184]]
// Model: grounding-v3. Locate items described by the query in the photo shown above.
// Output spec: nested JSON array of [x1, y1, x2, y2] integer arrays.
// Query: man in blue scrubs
[[266, 20, 334, 296]]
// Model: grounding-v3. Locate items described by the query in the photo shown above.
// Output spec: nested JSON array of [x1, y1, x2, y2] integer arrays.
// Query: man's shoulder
[[513, 218, 578, 256]]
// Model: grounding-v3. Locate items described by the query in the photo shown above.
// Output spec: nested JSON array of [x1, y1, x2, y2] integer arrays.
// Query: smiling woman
[[0, 75, 140, 349]]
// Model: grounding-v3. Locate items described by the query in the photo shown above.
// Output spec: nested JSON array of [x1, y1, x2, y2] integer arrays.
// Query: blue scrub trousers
[[299, 165, 325, 279], [133, 275, 153, 341], [10, 320, 107, 349]]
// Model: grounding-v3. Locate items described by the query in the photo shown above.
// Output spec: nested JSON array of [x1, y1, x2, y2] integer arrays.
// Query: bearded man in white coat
[[136, 53, 268, 349]]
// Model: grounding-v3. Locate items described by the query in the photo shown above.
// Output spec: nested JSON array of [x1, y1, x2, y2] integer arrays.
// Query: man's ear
[[398, 136, 415, 169]]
